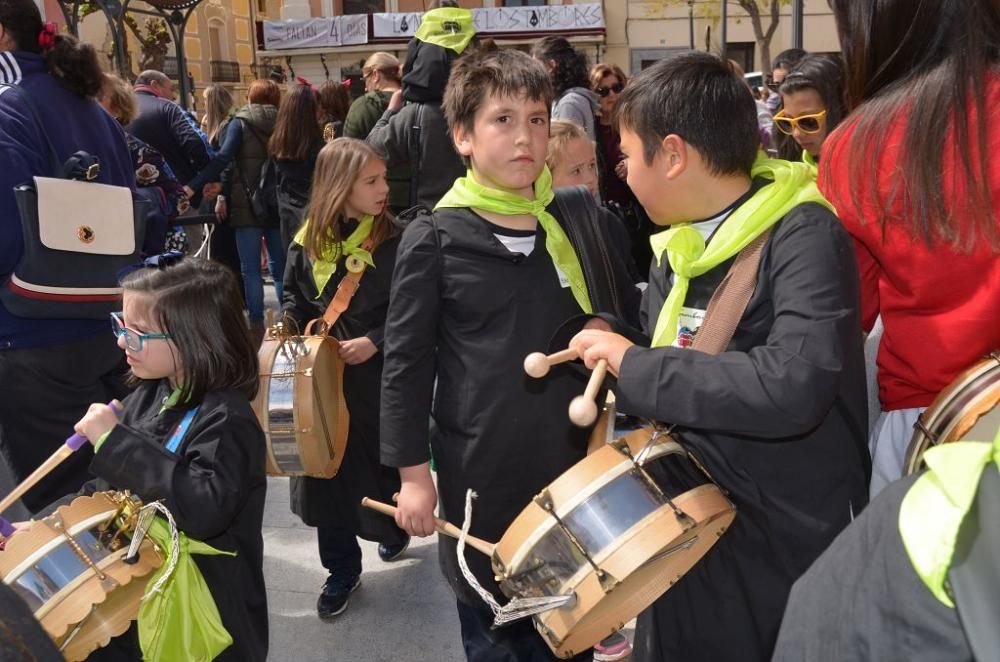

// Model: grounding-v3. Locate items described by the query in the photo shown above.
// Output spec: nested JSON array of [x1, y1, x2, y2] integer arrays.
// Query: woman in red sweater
[[820, 0, 1000, 496]]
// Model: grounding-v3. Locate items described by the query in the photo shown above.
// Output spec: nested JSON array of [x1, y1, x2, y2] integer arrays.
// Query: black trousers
[[317, 525, 363, 586], [456, 601, 593, 662], [0, 333, 129, 513]]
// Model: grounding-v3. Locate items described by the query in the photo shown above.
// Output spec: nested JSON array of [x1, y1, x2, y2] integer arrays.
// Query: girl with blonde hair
[[280, 138, 409, 619], [201, 84, 234, 143]]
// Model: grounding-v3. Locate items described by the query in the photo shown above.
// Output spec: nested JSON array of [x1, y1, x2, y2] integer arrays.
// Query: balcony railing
[[210, 60, 241, 83], [163, 56, 179, 79]]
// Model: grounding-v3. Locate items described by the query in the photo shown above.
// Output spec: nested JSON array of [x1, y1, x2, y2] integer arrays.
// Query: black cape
[[84, 379, 268, 662], [613, 203, 870, 662], [281, 224, 405, 544], [380, 204, 638, 606]]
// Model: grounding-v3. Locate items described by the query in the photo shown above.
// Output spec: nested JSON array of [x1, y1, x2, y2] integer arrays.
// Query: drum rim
[[2, 508, 121, 582]]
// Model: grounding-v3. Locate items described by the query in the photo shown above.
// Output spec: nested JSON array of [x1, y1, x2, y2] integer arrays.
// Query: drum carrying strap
[[688, 228, 772, 355], [316, 236, 376, 332]]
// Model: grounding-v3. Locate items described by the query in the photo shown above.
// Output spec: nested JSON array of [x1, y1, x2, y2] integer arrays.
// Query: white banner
[[372, 3, 604, 40], [263, 15, 368, 50]]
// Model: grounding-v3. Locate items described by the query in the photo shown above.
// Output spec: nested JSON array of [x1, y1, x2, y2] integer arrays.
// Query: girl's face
[[596, 73, 622, 119], [550, 137, 599, 196], [778, 88, 828, 158], [344, 157, 389, 218], [119, 291, 182, 386]]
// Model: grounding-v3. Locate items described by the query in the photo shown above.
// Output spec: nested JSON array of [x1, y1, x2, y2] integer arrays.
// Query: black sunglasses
[[595, 82, 624, 98]]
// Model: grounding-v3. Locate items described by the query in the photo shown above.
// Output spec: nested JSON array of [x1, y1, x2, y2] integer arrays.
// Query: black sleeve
[[280, 242, 322, 329], [379, 217, 441, 467], [166, 103, 211, 177], [366, 108, 411, 168], [616, 207, 861, 438], [364, 238, 400, 350], [90, 403, 259, 541]]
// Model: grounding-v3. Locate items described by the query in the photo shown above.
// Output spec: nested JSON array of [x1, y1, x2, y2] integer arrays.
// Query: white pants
[[869, 407, 926, 498]]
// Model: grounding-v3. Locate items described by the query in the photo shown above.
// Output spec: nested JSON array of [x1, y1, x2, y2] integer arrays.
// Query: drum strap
[[318, 236, 376, 331], [689, 228, 773, 356]]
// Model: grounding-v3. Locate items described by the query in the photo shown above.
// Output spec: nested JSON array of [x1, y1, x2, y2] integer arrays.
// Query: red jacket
[[820, 81, 1000, 410]]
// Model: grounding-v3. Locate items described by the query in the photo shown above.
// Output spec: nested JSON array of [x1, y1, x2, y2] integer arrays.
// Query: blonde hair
[[547, 119, 592, 170], [362, 52, 402, 85], [100, 73, 137, 125], [202, 85, 234, 143], [304, 138, 396, 261]]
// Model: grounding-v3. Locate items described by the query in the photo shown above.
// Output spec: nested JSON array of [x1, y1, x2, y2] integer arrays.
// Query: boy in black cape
[[380, 47, 638, 660], [568, 52, 870, 662]]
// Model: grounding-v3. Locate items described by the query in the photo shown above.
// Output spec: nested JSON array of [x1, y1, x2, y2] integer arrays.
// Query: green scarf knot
[[294, 215, 375, 298], [415, 7, 476, 54], [138, 516, 236, 661], [648, 153, 833, 347], [435, 167, 592, 313]]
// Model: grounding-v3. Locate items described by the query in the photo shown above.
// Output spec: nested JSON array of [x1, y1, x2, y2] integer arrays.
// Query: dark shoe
[[377, 536, 410, 562], [317, 576, 360, 619]]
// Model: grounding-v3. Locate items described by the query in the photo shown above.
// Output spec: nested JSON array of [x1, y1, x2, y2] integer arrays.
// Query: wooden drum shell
[[493, 428, 736, 658], [905, 352, 1000, 475], [0, 492, 162, 661], [254, 335, 349, 478]]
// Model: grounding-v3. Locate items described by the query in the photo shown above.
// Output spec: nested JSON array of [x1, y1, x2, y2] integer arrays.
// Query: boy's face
[[454, 93, 550, 198], [620, 127, 677, 225]]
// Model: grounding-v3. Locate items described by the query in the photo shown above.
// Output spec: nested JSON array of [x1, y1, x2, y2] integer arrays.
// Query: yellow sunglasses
[[773, 110, 827, 135]]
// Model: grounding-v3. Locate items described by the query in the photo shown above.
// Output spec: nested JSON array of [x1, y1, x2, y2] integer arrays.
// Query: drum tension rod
[[612, 441, 697, 532], [49, 513, 120, 593], [533, 490, 619, 594], [912, 416, 939, 445]]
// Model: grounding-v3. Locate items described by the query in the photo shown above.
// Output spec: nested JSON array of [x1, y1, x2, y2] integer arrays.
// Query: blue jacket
[[0, 51, 135, 350]]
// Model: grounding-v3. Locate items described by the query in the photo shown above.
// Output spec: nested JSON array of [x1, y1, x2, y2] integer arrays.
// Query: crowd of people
[[1, 0, 999, 660]]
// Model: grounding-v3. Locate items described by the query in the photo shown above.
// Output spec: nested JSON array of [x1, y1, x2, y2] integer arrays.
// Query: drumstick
[[361, 497, 496, 557], [568, 359, 608, 427], [0, 401, 121, 517], [523, 348, 580, 379]]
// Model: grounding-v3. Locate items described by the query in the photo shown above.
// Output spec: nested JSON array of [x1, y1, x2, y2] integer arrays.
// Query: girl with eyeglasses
[[70, 256, 268, 661], [774, 54, 847, 164]]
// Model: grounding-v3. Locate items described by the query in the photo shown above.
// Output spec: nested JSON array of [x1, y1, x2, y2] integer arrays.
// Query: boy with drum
[[568, 52, 870, 662], [380, 46, 637, 660]]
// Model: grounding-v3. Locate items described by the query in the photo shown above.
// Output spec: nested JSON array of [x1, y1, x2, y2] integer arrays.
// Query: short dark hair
[[772, 48, 808, 72], [443, 47, 553, 138], [614, 51, 758, 176], [120, 258, 259, 404]]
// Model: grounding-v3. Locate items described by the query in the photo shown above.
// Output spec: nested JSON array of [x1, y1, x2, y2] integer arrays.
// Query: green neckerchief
[[139, 517, 236, 660], [435, 167, 592, 313], [293, 215, 375, 298], [802, 148, 818, 175], [648, 154, 833, 347], [415, 7, 476, 54]]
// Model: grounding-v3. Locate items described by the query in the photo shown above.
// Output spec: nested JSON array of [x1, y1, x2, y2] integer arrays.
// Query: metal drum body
[[0, 492, 162, 661], [905, 352, 1000, 475], [254, 335, 349, 478], [493, 428, 736, 658]]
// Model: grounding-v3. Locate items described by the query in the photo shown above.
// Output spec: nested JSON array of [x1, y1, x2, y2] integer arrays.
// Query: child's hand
[[339, 337, 377, 365], [396, 465, 438, 537], [387, 89, 404, 113], [569, 329, 633, 376], [74, 400, 121, 443]]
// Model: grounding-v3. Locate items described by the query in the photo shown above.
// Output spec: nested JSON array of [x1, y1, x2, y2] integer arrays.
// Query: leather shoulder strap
[[690, 228, 772, 355], [314, 236, 377, 333]]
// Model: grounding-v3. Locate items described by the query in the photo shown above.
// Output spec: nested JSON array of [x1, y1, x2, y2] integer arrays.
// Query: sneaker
[[377, 536, 411, 562], [593, 631, 632, 661], [316, 576, 360, 619]]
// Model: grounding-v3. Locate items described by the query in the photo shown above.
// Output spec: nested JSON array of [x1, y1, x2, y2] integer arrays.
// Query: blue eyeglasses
[[110, 312, 172, 352]]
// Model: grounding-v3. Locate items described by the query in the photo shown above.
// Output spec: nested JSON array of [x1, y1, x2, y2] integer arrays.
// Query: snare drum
[[254, 328, 349, 478], [905, 351, 1000, 475], [493, 427, 736, 658], [0, 491, 162, 661]]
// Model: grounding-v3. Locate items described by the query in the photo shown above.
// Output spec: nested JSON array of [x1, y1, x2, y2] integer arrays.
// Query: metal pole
[[688, 1, 695, 50], [720, 0, 728, 59], [168, 9, 190, 110], [791, 0, 804, 49]]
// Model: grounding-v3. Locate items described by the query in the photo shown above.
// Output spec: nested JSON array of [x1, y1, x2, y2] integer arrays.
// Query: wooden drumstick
[[523, 348, 580, 379], [361, 497, 496, 557], [0, 401, 121, 517], [568, 359, 608, 427]]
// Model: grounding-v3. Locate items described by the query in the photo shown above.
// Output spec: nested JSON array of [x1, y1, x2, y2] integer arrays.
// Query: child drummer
[[380, 46, 637, 660], [568, 52, 870, 662]]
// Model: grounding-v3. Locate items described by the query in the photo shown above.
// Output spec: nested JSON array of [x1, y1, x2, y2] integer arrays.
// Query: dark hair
[[269, 83, 323, 161], [614, 51, 758, 176], [772, 48, 807, 72], [247, 79, 281, 106], [776, 54, 848, 160], [0, 0, 103, 97], [120, 258, 258, 404], [444, 47, 553, 138], [825, 0, 999, 250], [531, 36, 589, 98], [316, 80, 351, 123]]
